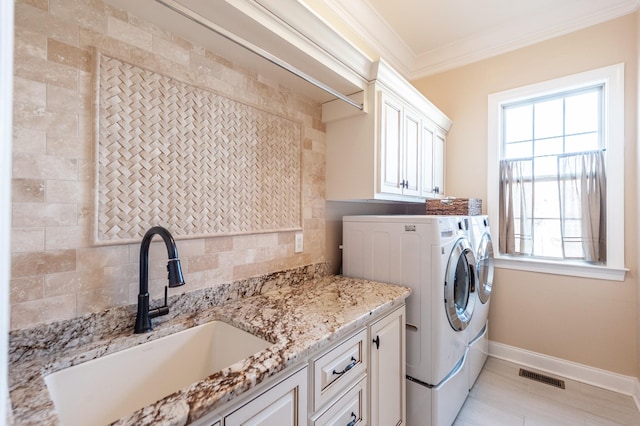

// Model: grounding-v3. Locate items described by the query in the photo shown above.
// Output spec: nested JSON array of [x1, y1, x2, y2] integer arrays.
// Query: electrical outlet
[[294, 233, 303, 253]]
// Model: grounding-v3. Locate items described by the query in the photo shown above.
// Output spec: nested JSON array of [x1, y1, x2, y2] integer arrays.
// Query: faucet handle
[[148, 286, 170, 320]]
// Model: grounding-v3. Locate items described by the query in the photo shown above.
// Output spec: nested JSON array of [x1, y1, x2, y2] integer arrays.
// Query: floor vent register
[[518, 368, 566, 389]]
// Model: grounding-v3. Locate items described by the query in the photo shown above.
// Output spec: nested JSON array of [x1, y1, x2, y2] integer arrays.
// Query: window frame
[[487, 63, 626, 281]]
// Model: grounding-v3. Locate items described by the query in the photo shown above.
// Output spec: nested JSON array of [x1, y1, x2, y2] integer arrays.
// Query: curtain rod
[[501, 148, 606, 163], [156, 0, 363, 110]]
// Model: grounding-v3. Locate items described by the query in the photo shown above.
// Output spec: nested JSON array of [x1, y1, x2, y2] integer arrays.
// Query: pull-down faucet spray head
[[167, 258, 185, 288]]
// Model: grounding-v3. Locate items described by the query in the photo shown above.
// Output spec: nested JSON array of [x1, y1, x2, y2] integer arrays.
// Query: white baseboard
[[489, 340, 640, 412]]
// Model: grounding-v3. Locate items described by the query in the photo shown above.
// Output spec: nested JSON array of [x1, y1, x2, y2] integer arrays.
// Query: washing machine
[[467, 215, 494, 389], [342, 215, 476, 426]]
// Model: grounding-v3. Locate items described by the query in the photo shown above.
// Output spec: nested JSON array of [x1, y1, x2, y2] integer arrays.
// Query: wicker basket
[[426, 198, 482, 215]]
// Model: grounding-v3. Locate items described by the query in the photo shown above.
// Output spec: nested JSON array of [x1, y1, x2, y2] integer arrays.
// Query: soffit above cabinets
[[103, 0, 374, 105]]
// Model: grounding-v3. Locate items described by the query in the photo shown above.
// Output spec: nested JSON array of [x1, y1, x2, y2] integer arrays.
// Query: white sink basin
[[45, 321, 272, 426]]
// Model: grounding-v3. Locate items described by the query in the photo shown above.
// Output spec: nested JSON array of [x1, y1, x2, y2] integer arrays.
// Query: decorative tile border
[[94, 52, 303, 245]]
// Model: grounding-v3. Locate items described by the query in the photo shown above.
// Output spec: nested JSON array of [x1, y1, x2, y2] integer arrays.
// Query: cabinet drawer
[[312, 376, 367, 426], [312, 329, 367, 411], [224, 366, 307, 426]]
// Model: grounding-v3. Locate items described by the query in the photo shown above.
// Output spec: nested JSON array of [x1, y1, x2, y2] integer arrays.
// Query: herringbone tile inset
[[95, 53, 302, 244]]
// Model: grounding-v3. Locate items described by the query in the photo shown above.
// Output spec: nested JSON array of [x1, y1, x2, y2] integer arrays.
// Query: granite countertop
[[9, 273, 410, 425]]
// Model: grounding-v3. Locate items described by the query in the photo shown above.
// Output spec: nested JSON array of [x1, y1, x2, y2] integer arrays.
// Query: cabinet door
[[379, 92, 403, 195], [433, 128, 445, 196], [421, 120, 446, 198], [402, 108, 421, 197], [420, 120, 435, 198], [370, 307, 405, 426], [224, 367, 307, 426]]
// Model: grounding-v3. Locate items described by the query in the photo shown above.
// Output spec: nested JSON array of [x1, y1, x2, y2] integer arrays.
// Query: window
[[487, 64, 626, 281], [501, 86, 604, 260]]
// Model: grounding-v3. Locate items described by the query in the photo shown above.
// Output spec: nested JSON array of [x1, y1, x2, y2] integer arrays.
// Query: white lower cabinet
[[197, 305, 406, 426], [311, 329, 367, 411], [311, 377, 367, 426], [310, 329, 368, 425], [224, 366, 308, 426], [370, 306, 406, 426], [311, 305, 406, 426]]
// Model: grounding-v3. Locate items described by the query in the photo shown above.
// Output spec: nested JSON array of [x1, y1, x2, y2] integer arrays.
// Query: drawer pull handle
[[373, 335, 380, 349], [347, 412, 358, 426], [332, 357, 357, 376]]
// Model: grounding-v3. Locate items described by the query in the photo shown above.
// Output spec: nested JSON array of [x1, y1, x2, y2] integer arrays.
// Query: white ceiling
[[323, 0, 640, 79]]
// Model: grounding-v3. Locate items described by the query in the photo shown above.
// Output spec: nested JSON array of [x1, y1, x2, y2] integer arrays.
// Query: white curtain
[[499, 159, 533, 255], [557, 150, 607, 263]]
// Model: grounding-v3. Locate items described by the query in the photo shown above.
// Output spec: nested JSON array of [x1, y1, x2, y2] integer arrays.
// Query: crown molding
[[316, 0, 640, 81], [317, 0, 414, 77], [409, 0, 640, 79]]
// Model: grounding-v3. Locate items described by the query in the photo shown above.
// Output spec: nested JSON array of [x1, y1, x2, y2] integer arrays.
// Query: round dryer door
[[476, 233, 494, 304], [444, 238, 477, 331]]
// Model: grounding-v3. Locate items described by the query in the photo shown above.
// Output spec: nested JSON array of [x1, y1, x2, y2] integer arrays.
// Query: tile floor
[[454, 357, 640, 425]]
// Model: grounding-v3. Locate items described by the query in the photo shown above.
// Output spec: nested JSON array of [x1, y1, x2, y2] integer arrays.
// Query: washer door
[[444, 238, 476, 331], [476, 233, 494, 304]]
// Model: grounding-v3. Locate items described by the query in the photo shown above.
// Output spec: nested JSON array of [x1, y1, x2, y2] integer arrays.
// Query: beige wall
[[637, 10, 640, 380], [413, 13, 639, 376], [10, 0, 326, 330]]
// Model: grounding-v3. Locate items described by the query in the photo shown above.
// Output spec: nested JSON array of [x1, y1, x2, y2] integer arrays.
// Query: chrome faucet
[[134, 226, 185, 333]]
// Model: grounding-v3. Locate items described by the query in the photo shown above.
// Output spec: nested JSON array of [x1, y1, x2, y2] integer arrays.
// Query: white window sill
[[494, 256, 628, 282]]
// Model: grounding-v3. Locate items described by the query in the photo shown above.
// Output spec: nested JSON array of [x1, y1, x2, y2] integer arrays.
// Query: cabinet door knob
[[373, 335, 380, 349]]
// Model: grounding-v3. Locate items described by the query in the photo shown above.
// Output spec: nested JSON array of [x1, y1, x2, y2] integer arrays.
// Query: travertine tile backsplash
[[11, 0, 326, 330]]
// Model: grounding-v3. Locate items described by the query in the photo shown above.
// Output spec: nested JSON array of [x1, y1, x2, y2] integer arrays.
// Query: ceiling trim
[[318, 0, 414, 77], [410, 0, 640, 79], [318, 0, 640, 81]]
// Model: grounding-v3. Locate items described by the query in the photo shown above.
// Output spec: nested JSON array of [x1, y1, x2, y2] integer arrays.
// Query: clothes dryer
[[342, 215, 476, 426], [467, 215, 494, 389]]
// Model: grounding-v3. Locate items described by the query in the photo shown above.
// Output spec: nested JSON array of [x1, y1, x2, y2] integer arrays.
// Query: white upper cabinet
[[433, 129, 446, 196], [420, 120, 446, 198], [400, 104, 422, 198], [324, 61, 452, 203], [379, 91, 404, 196], [379, 91, 422, 197]]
